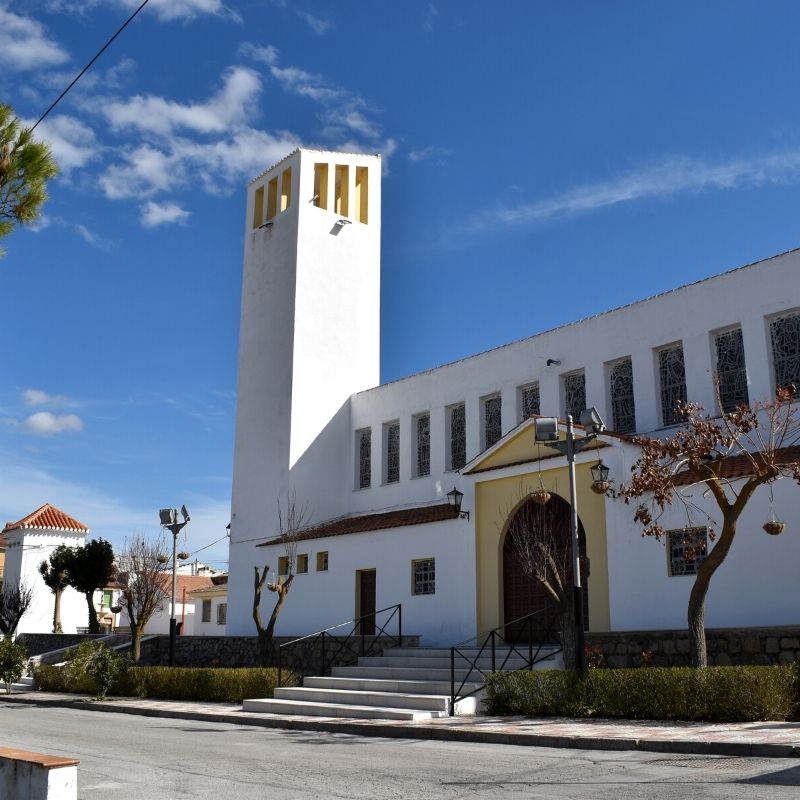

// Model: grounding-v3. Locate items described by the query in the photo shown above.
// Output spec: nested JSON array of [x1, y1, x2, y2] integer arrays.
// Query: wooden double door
[[356, 568, 376, 635]]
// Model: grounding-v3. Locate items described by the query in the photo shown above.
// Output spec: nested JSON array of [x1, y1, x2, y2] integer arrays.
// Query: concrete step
[[243, 697, 443, 720], [386, 646, 561, 659], [331, 663, 555, 682], [356, 654, 556, 670], [302, 675, 485, 696], [275, 686, 453, 712]]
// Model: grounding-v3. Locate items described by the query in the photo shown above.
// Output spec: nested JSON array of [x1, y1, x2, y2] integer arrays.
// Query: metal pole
[[169, 527, 178, 667], [566, 415, 587, 678]]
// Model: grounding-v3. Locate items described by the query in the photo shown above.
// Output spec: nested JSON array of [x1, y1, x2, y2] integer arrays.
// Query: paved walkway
[[3, 689, 800, 758]]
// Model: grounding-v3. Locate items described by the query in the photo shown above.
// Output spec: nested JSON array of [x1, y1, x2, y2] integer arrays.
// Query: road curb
[[4, 694, 799, 758]]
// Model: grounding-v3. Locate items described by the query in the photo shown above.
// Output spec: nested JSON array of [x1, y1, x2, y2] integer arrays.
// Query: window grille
[[609, 358, 636, 434], [715, 328, 749, 412], [564, 372, 586, 421], [484, 395, 502, 449], [416, 414, 430, 477], [520, 383, 540, 420], [658, 345, 687, 426], [386, 422, 400, 483], [358, 428, 371, 489], [770, 312, 800, 391], [412, 558, 435, 595], [667, 527, 708, 576], [449, 403, 466, 471]]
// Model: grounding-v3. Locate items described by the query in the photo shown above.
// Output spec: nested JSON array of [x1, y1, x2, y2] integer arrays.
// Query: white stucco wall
[[3, 530, 88, 635], [192, 593, 228, 636]]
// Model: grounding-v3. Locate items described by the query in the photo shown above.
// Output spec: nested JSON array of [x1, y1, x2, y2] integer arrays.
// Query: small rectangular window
[[447, 403, 466, 471], [253, 186, 264, 228], [658, 344, 687, 426], [609, 358, 636, 434], [316, 551, 328, 572], [769, 311, 800, 391], [296, 553, 308, 574], [266, 176, 278, 219], [385, 421, 400, 483], [483, 394, 502, 449], [356, 428, 371, 489], [715, 328, 749, 412], [415, 413, 430, 477], [278, 555, 289, 576], [313, 163, 328, 209], [201, 599, 211, 623], [355, 166, 368, 223], [667, 527, 708, 576], [519, 382, 540, 421], [412, 558, 435, 595], [563, 371, 586, 422], [280, 167, 292, 212], [335, 164, 349, 217], [217, 603, 227, 625]]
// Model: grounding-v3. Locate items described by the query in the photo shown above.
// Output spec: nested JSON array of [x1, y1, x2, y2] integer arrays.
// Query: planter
[[763, 521, 785, 535], [590, 481, 610, 495], [530, 489, 551, 505]]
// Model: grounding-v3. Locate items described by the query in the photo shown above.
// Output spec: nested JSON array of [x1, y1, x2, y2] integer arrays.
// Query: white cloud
[[104, 67, 262, 136], [422, 3, 439, 33], [46, 0, 240, 23], [408, 145, 453, 163], [475, 150, 800, 230], [140, 200, 190, 228], [100, 144, 179, 199], [33, 115, 98, 173], [23, 389, 68, 407], [297, 11, 334, 35], [0, 7, 69, 71], [21, 412, 84, 436], [74, 223, 115, 250]]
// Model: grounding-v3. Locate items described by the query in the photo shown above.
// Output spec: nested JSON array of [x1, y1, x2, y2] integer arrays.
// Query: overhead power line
[[32, 0, 152, 132]]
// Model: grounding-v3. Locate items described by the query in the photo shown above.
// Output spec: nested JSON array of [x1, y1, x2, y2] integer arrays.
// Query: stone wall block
[[780, 638, 800, 649], [765, 637, 780, 654]]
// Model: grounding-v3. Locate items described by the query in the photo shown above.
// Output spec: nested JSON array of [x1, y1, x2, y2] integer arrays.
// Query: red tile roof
[[258, 503, 460, 546], [672, 445, 800, 487], [2, 503, 89, 534]]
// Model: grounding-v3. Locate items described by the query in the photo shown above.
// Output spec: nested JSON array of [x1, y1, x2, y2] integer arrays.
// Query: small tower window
[[335, 164, 349, 217], [266, 177, 278, 219], [314, 163, 329, 210], [280, 167, 292, 212], [355, 166, 368, 224], [252, 186, 264, 228]]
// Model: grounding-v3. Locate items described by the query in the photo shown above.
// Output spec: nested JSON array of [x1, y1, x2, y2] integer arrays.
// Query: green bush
[[35, 639, 130, 699], [34, 663, 289, 704], [485, 666, 798, 722], [0, 637, 27, 692]]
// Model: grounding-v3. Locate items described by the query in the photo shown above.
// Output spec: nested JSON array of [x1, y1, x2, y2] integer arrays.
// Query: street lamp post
[[159, 505, 190, 667], [534, 408, 606, 678]]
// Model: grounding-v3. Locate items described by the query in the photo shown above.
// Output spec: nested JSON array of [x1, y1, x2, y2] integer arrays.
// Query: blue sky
[[2, 0, 800, 568]]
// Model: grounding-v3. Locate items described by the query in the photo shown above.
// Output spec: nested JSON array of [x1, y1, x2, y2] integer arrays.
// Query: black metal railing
[[449, 608, 561, 716], [277, 604, 402, 686]]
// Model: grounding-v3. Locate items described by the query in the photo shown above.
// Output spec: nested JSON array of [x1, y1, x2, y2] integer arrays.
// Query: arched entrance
[[502, 493, 588, 642]]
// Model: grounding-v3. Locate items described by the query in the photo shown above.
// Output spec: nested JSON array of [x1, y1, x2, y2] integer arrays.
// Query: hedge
[[34, 664, 290, 704], [485, 665, 799, 722]]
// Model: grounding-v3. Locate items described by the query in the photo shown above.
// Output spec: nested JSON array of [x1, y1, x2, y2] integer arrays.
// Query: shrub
[[34, 640, 129, 699], [0, 637, 27, 693], [485, 666, 798, 722]]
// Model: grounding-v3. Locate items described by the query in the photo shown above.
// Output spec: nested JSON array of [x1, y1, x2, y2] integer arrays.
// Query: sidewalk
[[3, 689, 800, 758]]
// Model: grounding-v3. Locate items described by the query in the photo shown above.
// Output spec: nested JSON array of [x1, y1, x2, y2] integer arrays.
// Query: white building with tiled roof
[[226, 148, 800, 649], [2, 504, 90, 635]]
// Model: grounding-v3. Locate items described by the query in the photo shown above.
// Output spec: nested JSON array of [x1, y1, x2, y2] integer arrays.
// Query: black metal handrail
[[277, 604, 402, 686], [449, 608, 561, 716]]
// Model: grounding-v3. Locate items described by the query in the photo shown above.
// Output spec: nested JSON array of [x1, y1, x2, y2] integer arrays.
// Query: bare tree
[[253, 490, 309, 659], [0, 582, 33, 637], [116, 534, 169, 662], [619, 385, 800, 667], [501, 484, 579, 669]]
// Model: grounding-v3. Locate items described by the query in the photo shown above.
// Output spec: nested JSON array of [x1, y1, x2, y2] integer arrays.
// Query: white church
[[225, 147, 800, 647]]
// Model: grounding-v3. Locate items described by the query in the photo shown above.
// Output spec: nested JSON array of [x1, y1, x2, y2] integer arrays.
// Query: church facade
[[226, 147, 800, 645]]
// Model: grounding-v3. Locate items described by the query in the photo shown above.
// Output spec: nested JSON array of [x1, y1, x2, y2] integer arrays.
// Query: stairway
[[242, 644, 562, 720]]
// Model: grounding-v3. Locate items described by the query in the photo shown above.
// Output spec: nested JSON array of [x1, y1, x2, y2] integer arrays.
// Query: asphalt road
[[2, 703, 800, 799]]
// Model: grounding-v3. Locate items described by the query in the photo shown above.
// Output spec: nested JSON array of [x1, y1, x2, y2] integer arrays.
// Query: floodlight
[[579, 407, 606, 435], [181, 505, 190, 522], [534, 417, 559, 442], [159, 508, 177, 526]]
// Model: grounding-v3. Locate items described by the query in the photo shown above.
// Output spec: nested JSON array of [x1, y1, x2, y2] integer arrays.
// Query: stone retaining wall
[[586, 626, 800, 668], [16, 634, 108, 657]]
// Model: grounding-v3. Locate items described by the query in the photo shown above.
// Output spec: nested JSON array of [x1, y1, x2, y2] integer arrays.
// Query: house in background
[[227, 147, 800, 646], [2, 504, 90, 634], [0, 531, 6, 585], [189, 575, 228, 636]]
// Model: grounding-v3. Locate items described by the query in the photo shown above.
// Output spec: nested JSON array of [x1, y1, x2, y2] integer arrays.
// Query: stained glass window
[[449, 403, 466, 471], [357, 428, 371, 489], [715, 328, 749, 412], [770, 312, 800, 391], [484, 395, 502, 449], [416, 413, 430, 477], [412, 558, 435, 595], [520, 383, 540, 421], [667, 527, 707, 576], [658, 345, 687, 426], [609, 358, 636, 434], [564, 371, 586, 422], [385, 422, 400, 483]]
